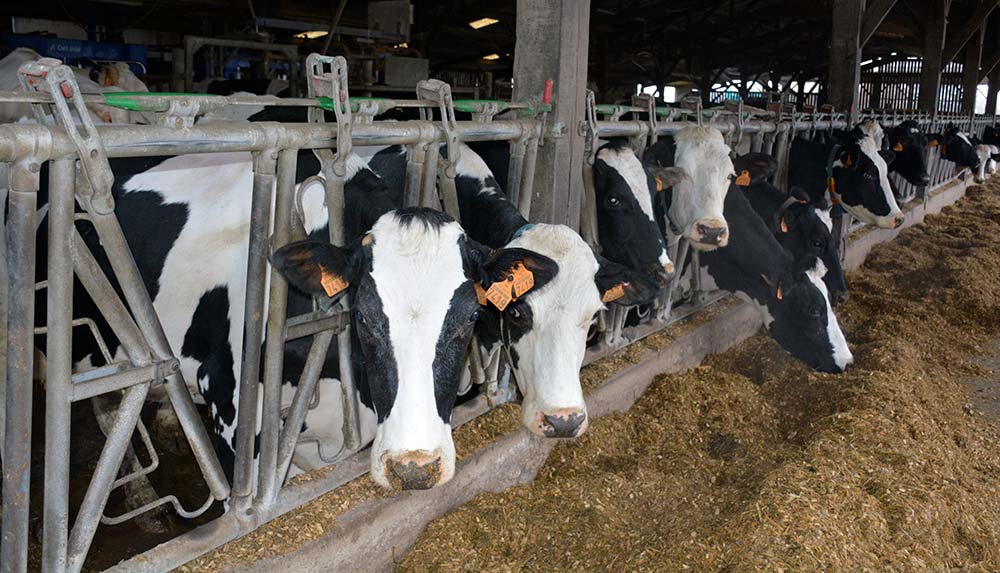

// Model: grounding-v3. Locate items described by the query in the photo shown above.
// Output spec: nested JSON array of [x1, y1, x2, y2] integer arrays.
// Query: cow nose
[[384, 450, 444, 490], [892, 213, 906, 229], [646, 262, 675, 285], [695, 223, 729, 246], [833, 290, 849, 305], [538, 408, 588, 438]]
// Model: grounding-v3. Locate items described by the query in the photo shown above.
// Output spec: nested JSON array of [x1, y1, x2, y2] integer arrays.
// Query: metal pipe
[[506, 138, 527, 206], [255, 148, 297, 509], [65, 383, 150, 573], [232, 149, 278, 514], [1, 187, 37, 573], [405, 142, 427, 208], [285, 309, 348, 341], [71, 360, 177, 402], [40, 160, 75, 573], [420, 142, 441, 209], [518, 124, 540, 219]]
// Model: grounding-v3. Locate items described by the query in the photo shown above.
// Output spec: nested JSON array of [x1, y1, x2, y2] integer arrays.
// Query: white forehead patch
[[815, 207, 833, 233], [855, 135, 903, 224], [596, 146, 657, 225], [670, 126, 732, 233], [956, 132, 972, 147], [453, 142, 498, 192], [859, 120, 884, 148]]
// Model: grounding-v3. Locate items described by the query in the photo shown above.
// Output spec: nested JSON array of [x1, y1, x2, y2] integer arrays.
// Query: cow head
[[592, 140, 675, 283], [932, 124, 979, 169], [272, 208, 552, 490], [477, 224, 658, 439], [885, 120, 931, 186], [830, 126, 904, 229], [733, 153, 848, 304], [761, 258, 854, 373], [657, 127, 732, 250]]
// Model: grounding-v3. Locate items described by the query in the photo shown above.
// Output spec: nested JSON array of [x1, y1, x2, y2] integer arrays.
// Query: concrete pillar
[[513, 0, 591, 227], [988, 67, 1000, 115], [919, 0, 951, 112], [827, 0, 865, 118], [962, 25, 986, 114]]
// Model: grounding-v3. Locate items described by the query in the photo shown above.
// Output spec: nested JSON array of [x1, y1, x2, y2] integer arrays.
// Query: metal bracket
[[353, 99, 380, 124], [306, 53, 353, 176], [417, 79, 460, 176], [632, 93, 659, 147], [18, 59, 116, 214], [681, 95, 704, 127], [581, 90, 600, 167]]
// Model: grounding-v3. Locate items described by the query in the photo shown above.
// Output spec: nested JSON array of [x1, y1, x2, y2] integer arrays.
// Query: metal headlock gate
[[0, 52, 992, 572]]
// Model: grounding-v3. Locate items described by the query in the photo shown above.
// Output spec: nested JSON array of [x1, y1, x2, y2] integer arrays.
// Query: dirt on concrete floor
[[398, 181, 1000, 572]]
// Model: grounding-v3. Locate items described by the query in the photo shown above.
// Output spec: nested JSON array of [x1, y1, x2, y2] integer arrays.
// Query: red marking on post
[[543, 80, 553, 104], [60, 82, 73, 99]]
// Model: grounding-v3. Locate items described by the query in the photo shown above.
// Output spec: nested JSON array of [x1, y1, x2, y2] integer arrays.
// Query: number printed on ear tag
[[485, 281, 513, 311], [320, 270, 349, 297], [511, 263, 535, 298]]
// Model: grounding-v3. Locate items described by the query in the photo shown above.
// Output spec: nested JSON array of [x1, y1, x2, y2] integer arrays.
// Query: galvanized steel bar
[[41, 159, 75, 573], [506, 137, 527, 206], [255, 148, 297, 509], [518, 125, 540, 219]]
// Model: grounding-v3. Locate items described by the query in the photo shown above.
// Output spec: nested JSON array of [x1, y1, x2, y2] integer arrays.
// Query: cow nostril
[[541, 411, 587, 438], [835, 290, 849, 305]]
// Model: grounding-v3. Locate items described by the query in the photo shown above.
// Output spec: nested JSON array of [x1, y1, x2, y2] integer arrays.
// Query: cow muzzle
[[646, 262, 675, 286], [383, 449, 445, 490], [690, 219, 729, 249], [533, 407, 588, 438]]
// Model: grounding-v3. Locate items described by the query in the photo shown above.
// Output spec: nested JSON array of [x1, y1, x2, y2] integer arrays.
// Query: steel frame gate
[[0, 54, 993, 573]]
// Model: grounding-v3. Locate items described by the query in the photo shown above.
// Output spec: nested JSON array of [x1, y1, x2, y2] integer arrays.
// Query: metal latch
[[417, 79, 460, 176], [306, 53, 353, 177], [18, 58, 116, 214]]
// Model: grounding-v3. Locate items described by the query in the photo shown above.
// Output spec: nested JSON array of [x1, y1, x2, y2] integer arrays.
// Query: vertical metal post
[[827, 0, 864, 122], [232, 149, 278, 514], [919, 0, 951, 112], [1, 179, 38, 573], [256, 148, 297, 509], [41, 159, 75, 573], [962, 24, 986, 114], [506, 138, 527, 206], [420, 142, 441, 209], [518, 126, 540, 219]]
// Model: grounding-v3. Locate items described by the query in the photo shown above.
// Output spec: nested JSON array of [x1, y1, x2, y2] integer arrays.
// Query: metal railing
[[0, 55, 991, 573]]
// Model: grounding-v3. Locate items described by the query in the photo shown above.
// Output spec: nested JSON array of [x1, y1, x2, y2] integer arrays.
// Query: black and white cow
[[34, 150, 537, 491], [696, 185, 854, 373], [732, 153, 848, 304], [361, 143, 660, 438], [788, 122, 904, 229], [641, 127, 733, 250], [974, 143, 1000, 182], [931, 124, 979, 171], [449, 143, 659, 437], [882, 120, 932, 187]]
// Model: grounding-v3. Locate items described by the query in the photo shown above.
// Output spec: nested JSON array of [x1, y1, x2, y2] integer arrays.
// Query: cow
[[788, 122, 905, 229], [360, 143, 660, 438], [930, 124, 979, 171], [641, 127, 732, 250], [449, 143, 659, 437], [732, 152, 848, 305], [32, 150, 545, 492], [973, 143, 1000, 183], [882, 120, 932, 187], [695, 185, 854, 373]]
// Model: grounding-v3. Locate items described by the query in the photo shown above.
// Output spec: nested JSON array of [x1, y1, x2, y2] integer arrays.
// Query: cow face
[[479, 224, 658, 439], [762, 259, 853, 373], [774, 189, 848, 305], [886, 120, 931, 187], [592, 141, 675, 284], [272, 208, 548, 490], [666, 127, 732, 250], [830, 127, 904, 229], [933, 124, 979, 169]]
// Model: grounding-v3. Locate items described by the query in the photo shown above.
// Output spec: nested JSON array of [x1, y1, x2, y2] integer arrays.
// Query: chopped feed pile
[[399, 182, 1000, 572]]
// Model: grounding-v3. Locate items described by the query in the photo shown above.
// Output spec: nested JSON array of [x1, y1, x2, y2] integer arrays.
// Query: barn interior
[[1, 1, 999, 572]]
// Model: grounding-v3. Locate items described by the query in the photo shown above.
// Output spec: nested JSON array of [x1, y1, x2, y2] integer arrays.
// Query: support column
[[919, 0, 951, 112], [988, 67, 1000, 115], [827, 0, 865, 119], [513, 0, 591, 226], [962, 25, 986, 113]]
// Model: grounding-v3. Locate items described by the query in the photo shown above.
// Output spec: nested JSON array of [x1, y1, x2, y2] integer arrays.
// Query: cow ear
[[760, 273, 782, 301], [646, 166, 688, 192], [789, 186, 811, 204], [595, 255, 660, 307], [839, 150, 855, 167], [927, 134, 941, 147], [479, 247, 558, 302], [271, 239, 356, 299], [733, 152, 777, 184], [878, 149, 896, 164]]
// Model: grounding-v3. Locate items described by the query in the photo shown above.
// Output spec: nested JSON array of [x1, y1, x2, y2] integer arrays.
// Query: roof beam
[[860, 0, 898, 46], [942, 0, 999, 63]]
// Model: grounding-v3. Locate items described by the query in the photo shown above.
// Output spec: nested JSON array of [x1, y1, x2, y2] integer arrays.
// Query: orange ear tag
[[780, 217, 789, 233], [735, 170, 751, 186], [893, 142, 904, 152], [940, 144, 947, 156], [929, 139, 939, 148], [485, 281, 513, 311], [474, 282, 488, 306], [320, 270, 349, 297], [655, 177, 664, 192], [510, 263, 535, 298], [776, 285, 783, 300], [844, 154, 853, 166], [601, 283, 627, 303]]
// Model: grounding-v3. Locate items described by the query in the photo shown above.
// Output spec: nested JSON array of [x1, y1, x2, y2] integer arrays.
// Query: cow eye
[[469, 310, 479, 323], [813, 240, 822, 248], [354, 309, 366, 325], [864, 172, 875, 181], [507, 306, 521, 319], [605, 196, 622, 208]]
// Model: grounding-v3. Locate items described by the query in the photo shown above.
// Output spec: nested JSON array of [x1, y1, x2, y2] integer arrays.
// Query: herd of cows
[[2, 48, 997, 506]]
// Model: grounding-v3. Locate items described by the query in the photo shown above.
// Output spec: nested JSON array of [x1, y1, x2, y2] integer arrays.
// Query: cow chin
[[522, 401, 589, 439], [369, 423, 456, 490]]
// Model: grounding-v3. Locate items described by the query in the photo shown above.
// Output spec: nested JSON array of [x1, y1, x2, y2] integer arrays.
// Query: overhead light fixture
[[482, 53, 500, 61], [469, 17, 499, 29], [294, 30, 329, 39], [394, 42, 409, 49]]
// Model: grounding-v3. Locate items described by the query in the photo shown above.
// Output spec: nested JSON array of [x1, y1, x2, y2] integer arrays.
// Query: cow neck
[[455, 177, 530, 249]]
